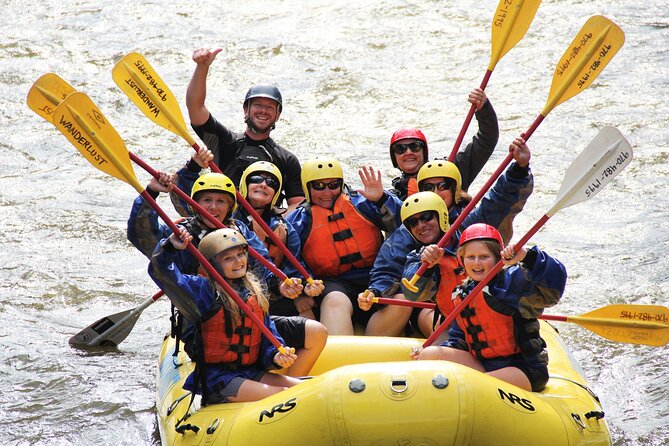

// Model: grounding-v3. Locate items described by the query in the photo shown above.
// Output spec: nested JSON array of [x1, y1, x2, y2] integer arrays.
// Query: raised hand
[[192, 48, 222, 67], [468, 87, 488, 110], [358, 165, 384, 202], [509, 136, 531, 168]]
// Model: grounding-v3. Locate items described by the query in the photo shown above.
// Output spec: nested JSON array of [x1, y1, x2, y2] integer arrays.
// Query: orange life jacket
[[406, 177, 419, 197], [435, 256, 466, 315], [200, 291, 264, 366], [452, 283, 520, 360], [301, 194, 383, 277], [252, 218, 288, 266]]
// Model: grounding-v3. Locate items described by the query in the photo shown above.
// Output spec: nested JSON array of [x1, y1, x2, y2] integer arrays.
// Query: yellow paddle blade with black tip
[[112, 52, 196, 147], [52, 91, 142, 191]]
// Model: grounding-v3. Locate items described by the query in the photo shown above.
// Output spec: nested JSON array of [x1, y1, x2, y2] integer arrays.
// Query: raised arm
[[186, 47, 222, 126]]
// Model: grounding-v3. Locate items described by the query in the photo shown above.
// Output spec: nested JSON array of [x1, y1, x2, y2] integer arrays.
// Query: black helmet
[[244, 83, 283, 112]]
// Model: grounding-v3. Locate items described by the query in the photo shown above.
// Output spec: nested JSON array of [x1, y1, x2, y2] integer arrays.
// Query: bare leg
[[299, 309, 316, 320], [286, 319, 328, 377], [488, 367, 532, 391], [418, 346, 486, 372], [364, 293, 412, 336], [420, 347, 532, 390], [228, 374, 302, 403], [417, 308, 436, 337], [319, 291, 354, 335]]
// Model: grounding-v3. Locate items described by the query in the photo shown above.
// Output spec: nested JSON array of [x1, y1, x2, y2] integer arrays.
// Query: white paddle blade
[[548, 126, 632, 216]]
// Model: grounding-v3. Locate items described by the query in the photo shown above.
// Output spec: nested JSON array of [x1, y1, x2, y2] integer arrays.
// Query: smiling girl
[[150, 228, 303, 404], [411, 223, 567, 392]]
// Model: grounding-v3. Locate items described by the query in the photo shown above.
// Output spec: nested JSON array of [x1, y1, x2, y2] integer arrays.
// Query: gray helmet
[[244, 83, 283, 112]]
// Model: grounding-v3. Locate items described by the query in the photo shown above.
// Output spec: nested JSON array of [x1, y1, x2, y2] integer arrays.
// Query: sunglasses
[[392, 141, 424, 155], [419, 179, 455, 192], [248, 174, 280, 190], [310, 179, 343, 191], [405, 211, 437, 229]]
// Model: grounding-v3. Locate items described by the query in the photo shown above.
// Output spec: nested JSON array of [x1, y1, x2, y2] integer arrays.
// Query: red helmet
[[459, 223, 503, 247], [389, 127, 428, 168]]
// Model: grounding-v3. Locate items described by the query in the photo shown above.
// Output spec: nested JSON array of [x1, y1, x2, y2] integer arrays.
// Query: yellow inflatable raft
[[156, 321, 611, 445]]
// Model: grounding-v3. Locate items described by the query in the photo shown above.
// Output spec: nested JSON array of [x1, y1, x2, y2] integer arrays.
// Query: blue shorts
[[481, 353, 549, 392]]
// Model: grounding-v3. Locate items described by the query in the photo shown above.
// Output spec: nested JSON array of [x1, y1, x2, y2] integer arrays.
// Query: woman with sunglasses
[[286, 157, 402, 335], [359, 137, 533, 336], [235, 161, 325, 319], [388, 88, 499, 202]]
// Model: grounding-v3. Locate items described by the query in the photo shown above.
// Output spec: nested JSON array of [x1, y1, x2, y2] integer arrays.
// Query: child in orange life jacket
[[411, 224, 567, 392], [235, 161, 324, 319], [150, 227, 302, 404], [358, 192, 467, 337], [286, 158, 402, 335], [129, 156, 323, 378], [388, 88, 498, 202]]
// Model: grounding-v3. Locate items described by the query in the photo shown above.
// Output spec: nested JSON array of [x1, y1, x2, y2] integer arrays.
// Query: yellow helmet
[[190, 173, 238, 217], [401, 191, 450, 240], [239, 161, 283, 207], [199, 228, 248, 263], [301, 157, 344, 203], [416, 160, 462, 203]]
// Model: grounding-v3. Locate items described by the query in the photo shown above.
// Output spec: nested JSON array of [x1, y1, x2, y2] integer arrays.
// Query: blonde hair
[[213, 271, 270, 328]]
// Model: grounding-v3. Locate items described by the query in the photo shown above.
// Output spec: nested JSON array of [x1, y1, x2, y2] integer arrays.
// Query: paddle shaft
[[128, 153, 290, 283], [376, 298, 669, 346], [423, 215, 549, 347], [141, 190, 286, 352]]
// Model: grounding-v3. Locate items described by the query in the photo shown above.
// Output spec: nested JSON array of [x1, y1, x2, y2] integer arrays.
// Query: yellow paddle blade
[[52, 92, 142, 192], [542, 15, 624, 115], [112, 52, 195, 145], [489, 0, 542, 70], [571, 305, 669, 347], [26, 73, 76, 121]]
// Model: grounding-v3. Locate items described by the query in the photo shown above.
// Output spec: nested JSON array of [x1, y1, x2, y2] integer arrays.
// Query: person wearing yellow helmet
[[185, 48, 304, 211], [149, 227, 303, 404], [235, 161, 325, 319], [416, 137, 532, 244], [359, 192, 467, 337], [389, 88, 498, 201], [286, 157, 402, 335], [411, 223, 568, 393]]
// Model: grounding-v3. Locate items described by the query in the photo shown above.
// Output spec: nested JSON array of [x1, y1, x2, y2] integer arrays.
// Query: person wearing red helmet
[[389, 88, 498, 201], [411, 223, 567, 393], [185, 48, 304, 211]]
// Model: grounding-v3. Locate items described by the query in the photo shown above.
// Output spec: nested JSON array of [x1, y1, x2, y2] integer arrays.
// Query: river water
[[1, 0, 667, 445]]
